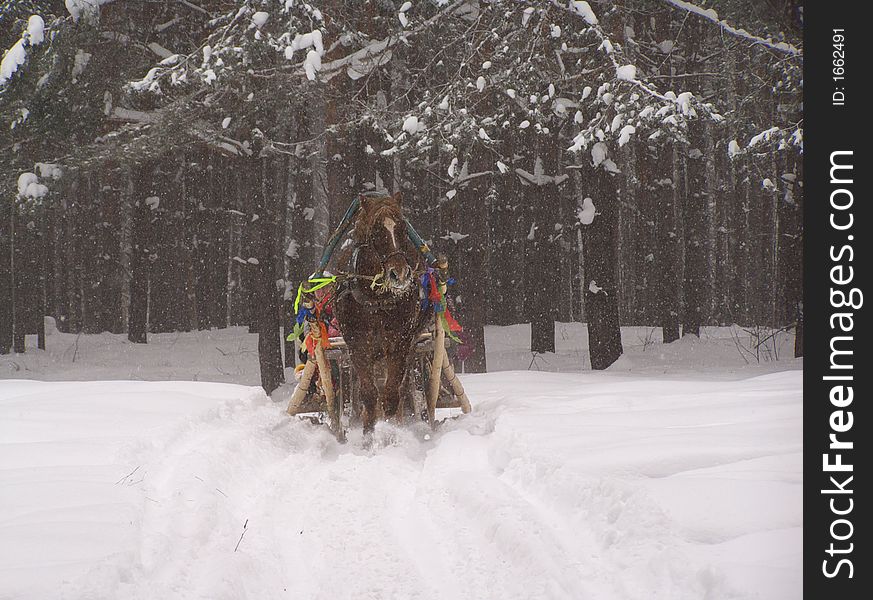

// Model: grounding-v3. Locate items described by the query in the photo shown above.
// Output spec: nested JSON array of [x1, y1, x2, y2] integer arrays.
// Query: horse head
[[354, 192, 416, 297]]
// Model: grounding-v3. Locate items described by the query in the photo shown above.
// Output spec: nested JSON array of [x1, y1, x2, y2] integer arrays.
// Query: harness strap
[[406, 220, 436, 266], [313, 196, 361, 278]]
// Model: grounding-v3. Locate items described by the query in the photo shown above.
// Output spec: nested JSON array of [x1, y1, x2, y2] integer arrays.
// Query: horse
[[333, 192, 429, 434]]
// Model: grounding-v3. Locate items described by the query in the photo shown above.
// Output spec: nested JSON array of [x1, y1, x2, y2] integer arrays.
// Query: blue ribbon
[[420, 269, 433, 312], [295, 305, 316, 325]]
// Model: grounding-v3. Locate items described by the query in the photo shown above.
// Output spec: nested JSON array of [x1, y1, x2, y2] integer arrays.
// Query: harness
[[290, 193, 460, 347], [292, 195, 436, 328]]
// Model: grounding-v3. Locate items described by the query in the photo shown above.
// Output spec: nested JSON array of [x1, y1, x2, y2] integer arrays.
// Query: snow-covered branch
[[1, 16, 46, 86], [658, 0, 801, 56]]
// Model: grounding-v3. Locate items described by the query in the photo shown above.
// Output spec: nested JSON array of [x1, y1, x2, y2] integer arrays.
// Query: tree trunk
[[308, 90, 331, 266], [0, 194, 12, 354], [683, 124, 707, 338], [453, 146, 488, 372], [583, 166, 623, 370], [119, 171, 133, 334], [128, 173, 150, 344], [522, 141, 560, 354], [783, 152, 803, 356], [11, 207, 25, 354], [654, 143, 681, 343], [250, 138, 285, 395], [37, 206, 47, 350]]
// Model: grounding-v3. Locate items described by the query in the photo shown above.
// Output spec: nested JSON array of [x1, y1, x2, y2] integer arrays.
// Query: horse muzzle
[[385, 264, 413, 295]]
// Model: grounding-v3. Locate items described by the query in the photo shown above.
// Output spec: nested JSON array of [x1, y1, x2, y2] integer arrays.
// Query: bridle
[[356, 212, 417, 286]]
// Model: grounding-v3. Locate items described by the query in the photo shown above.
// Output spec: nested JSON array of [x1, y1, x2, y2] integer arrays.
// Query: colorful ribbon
[[419, 268, 463, 343]]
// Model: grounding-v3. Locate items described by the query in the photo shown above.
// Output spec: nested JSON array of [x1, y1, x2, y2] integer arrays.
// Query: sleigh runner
[[286, 193, 471, 441]]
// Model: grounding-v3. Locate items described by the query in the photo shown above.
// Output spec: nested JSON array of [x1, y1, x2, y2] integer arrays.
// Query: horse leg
[[381, 348, 407, 424], [348, 348, 380, 434]]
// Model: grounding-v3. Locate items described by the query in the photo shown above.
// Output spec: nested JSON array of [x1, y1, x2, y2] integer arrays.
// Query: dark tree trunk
[[522, 140, 560, 355], [583, 167, 623, 370], [250, 142, 284, 395], [531, 320, 556, 355], [11, 208, 25, 354], [0, 195, 12, 354], [37, 206, 47, 350], [128, 177, 150, 344], [683, 127, 707, 338], [784, 152, 803, 357], [453, 145, 488, 373], [655, 144, 680, 343]]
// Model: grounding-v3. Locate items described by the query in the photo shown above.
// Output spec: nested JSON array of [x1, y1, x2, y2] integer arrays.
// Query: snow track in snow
[[2, 371, 801, 600]]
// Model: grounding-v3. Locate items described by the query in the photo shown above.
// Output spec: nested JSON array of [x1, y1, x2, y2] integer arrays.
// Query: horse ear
[[392, 191, 403, 206]]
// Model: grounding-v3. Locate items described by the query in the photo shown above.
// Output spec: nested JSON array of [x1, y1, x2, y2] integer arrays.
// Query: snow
[[522, 6, 535, 26], [71, 49, 92, 83], [441, 231, 470, 243], [676, 91, 695, 116], [658, 39, 675, 54], [35, 162, 62, 179], [1, 15, 47, 86], [17, 172, 48, 199], [27, 15, 46, 45], [610, 114, 623, 132], [570, 1, 598, 25], [285, 30, 325, 61], [591, 141, 608, 166], [251, 11, 269, 29], [749, 126, 780, 147], [285, 239, 300, 259], [1, 325, 801, 600], [578, 197, 596, 224], [616, 64, 637, 82], [660, 0, 800, 55], [17, 172, 38, 195], [402, 115, 421, 135], [65, 0, 113, 21], [303, 49, 322, 80]]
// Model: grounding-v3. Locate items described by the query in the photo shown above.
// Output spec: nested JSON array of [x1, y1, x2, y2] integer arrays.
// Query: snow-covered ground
[[0, 324, 801, 599], [2, 322, 798, 383]]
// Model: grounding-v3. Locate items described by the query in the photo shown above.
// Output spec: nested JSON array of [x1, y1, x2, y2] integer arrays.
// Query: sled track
[[48, 372, 801, 600]]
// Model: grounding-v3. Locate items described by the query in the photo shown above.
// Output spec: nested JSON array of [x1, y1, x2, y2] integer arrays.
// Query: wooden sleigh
[[286, 259, 471, 442]]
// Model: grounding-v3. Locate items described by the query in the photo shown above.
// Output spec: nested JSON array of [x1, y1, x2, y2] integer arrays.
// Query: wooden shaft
[[426, 283, 447, 426], [287, 359, 317, 415], [311, 326, 343, 440], [441, 353, 471, 413]]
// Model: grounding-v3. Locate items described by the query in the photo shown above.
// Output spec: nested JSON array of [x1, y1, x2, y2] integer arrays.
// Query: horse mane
[[353, 193, 404, 243]]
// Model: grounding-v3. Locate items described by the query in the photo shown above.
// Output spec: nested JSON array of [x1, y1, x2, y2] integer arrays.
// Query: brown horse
[[333, 192, 429, 434]]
